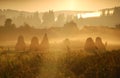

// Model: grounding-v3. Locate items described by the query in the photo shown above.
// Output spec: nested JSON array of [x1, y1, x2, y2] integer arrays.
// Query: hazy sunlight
[[77, 11, 101, 18]]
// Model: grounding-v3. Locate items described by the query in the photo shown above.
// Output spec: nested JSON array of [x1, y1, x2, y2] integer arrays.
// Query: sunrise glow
[[77, 11, 102, 18]]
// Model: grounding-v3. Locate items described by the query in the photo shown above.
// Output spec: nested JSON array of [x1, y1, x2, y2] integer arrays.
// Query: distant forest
[[0, 6, 120, 47], [0, 6, 120, 28]]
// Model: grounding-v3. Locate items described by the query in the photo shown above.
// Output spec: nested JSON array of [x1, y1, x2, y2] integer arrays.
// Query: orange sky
[[0, 0, 120, 12]]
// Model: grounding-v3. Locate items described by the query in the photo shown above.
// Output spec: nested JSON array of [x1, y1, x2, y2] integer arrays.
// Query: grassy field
[[61, 50, 120, 78], [0, 52, 42, 78], [0, 50, 120, 78]]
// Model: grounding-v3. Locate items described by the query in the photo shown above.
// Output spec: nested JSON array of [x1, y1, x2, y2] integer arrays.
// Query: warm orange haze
[[0, 0, 120, 78], [0, 0, 120, 12]]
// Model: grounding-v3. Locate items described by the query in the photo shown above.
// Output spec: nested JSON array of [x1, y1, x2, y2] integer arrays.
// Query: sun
[[67, 0, 77, 10]]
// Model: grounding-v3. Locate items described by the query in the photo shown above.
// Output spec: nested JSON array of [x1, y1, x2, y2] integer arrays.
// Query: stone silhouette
[[15, 35, 26, 51], [63, 38, 71, 52], [84, 37, 97, 52], [95, 37, 106, 52], [30, 36, 39, 51], [40, 33, 49, 51]]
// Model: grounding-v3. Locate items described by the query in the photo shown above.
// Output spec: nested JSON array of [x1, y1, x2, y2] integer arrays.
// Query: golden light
[[109, 10, 114, 15], [77, 14, 81, 19], [77, 11, 101, 18], [67, 0, 77, 10]]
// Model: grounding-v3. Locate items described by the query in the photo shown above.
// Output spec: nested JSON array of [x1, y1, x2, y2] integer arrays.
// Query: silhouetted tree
[[14, 13, 25, 26], [0, 15, 6, 25], [30, 36, 39, 51], [4, 18, 16, 29], [32, 12, 41, 26], [115, 24, 120, 29], [56, 14, 65, 26], [66, 15, 73, 22], [47, 10, 55, 23], [15, 35, 26, 51], [95, 37, 106, 52], [42, 10, 55, 27], [19, 23, 33, 31], [40, 33, 49, 51], [84, 37, 97, 53], [5, 18, 12, 26], [64, 21, 79, 32]]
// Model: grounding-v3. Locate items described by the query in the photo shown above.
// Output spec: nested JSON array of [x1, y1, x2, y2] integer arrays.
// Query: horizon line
[[0, 6, 120, 13]]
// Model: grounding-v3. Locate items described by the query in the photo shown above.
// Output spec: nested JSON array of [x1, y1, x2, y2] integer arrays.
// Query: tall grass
[[0, 52, 42, 78], [60, 50, 120, 78], [0, 50, 120, 78]]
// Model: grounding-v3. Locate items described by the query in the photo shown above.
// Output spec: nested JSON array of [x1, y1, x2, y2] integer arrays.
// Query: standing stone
[[95, 37, 106, 52], [15, 35, 26, 51], [40, 33, 49, 52], [63, 38, 71, 52], [30, 36, 39, 51], [84, 37, 97, 52]]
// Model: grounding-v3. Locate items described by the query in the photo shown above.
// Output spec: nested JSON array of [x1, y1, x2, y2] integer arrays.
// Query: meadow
[[0, 49, 120, 78]]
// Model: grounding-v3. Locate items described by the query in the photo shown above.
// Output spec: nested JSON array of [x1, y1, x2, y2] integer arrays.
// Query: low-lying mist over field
[[0, 1, 120, 78], [0, 21, 120, 51]]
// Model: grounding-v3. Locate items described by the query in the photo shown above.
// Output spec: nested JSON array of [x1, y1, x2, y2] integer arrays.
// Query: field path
[[37, 51, 65, 78]]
